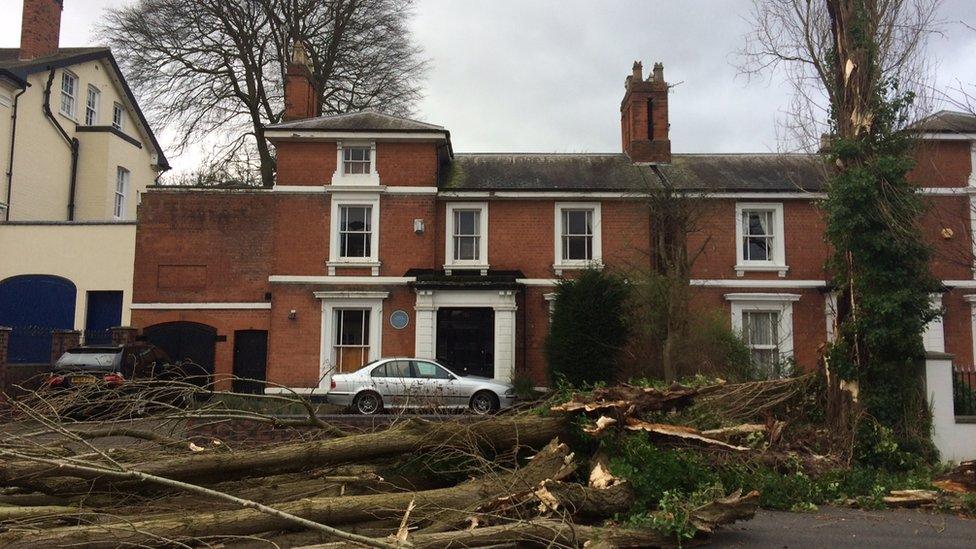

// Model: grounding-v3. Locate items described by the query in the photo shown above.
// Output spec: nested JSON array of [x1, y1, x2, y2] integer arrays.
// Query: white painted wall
[[925, 354, 976, 462], [0, 223, 137, 329]]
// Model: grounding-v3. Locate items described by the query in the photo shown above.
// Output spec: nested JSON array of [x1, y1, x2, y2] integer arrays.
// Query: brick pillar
[[110, 326, 139, 346], [0, 326, 11, 394], [50, 329, 81, 365]]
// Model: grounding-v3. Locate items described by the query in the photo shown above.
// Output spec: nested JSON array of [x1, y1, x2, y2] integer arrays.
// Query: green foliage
[[854, 421, 924, 471], [822, 80, 938, 453], [605, 432, 938, 516], [546, 269, 630, 386]]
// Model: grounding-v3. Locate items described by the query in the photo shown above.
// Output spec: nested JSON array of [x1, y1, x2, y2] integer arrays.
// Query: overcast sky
[[2, 0, 974, 172]]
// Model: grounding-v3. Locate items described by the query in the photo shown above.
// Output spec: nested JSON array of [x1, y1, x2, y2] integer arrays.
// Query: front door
[[436, 308, 494, 378], [84, 291, 123, 345], [232, 330, 268, 394]]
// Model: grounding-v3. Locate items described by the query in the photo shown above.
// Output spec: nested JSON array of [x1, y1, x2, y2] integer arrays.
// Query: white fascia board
[[918, 132, 976, 141], [265, 130, 448, 141], [691, 279, 827, 288], [273, 185, 328, 193], [270, 275, 414, 285], [516, 278, 560, 286], [131, 302, 272, 310], [386, 186, 439, 195], [724, 292, 803, 302], [944, 280, 976, 289], [314, 291, 390, 300]]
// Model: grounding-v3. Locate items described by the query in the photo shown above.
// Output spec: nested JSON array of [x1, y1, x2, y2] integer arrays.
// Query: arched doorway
[[0, 275, 77, 363], [143, 321, 217, 375]]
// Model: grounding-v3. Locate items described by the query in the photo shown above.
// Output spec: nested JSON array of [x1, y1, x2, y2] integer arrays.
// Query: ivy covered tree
[[741, 0, 942, 458], [546, 269, 630, 387]]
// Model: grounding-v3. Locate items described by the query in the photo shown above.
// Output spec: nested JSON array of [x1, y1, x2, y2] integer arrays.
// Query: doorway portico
[[414, 288, 517, 382]]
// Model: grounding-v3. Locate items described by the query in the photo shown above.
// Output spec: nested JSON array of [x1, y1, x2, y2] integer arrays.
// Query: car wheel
[[353, 391, 383, 415], [469, 391, 499, 415]]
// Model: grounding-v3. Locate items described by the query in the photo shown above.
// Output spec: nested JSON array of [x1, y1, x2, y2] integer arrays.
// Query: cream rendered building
[[0, 0, 168, 363]]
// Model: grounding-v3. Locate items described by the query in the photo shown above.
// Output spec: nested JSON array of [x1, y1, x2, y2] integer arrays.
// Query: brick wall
[[375, 143, 440, 186], [134, 191, 275, 303], [909, 140, 972, 188]]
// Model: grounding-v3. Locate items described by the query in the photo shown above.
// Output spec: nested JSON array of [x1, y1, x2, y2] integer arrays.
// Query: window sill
[[735, 264, 789, 278], [444, 263, 490, 276], [327, 260, 381, 276], [58, 110, 78, 125], [553, 261, 603, 276], [331, 172, 381, 186]]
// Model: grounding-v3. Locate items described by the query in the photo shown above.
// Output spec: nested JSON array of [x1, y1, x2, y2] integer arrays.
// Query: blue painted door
[[0, 275, 77, 363], [84, 291, 123, 345]]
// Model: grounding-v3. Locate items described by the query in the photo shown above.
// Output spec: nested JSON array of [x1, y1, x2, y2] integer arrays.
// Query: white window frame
[[553, 202, 602, 275], [735, 202, 788, 277], [444, 202, 489, 275], [60, 71, 78, 119], [114, 167, 130, 220], [328, 193, 381, 275], [85, 85, 100, 125], [727, 293, 800, 377], [316, 291, 387, 388], [332, 140, 380, 186], [112, 101, 124, 131]]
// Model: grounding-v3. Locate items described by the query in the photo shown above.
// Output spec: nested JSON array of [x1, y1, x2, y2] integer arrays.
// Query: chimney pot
[[19, 0, 63, 61], [631, 61, 643, 82], [652, 62, 664, 82]]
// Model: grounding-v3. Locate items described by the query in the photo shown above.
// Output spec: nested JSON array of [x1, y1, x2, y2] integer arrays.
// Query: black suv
[[45, 344, 208, 389]]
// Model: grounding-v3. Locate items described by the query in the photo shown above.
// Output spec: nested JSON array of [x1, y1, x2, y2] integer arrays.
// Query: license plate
[[70, 375, 96, 385]]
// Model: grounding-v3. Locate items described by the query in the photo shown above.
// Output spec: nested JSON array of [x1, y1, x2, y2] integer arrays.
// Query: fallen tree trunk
[[304, 518, 680, 548], [0, 415, 567, 494], [0, 439, 575, 548]]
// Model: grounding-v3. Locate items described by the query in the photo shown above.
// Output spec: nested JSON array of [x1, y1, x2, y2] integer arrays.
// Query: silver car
[[327, 358, 517, 415]]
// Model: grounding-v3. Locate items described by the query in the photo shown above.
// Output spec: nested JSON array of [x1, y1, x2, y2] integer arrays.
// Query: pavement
[[709, 506, 976, 548]]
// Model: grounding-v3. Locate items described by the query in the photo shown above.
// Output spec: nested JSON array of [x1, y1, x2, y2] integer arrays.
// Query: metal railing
[[953, 365, 976, 416]]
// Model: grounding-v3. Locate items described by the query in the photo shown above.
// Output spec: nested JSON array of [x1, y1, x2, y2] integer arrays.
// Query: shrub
[[546, 269, 630, 386]]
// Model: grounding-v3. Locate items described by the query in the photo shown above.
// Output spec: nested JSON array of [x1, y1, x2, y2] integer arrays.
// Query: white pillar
[[493, 299, 517, 382], [414, 290, 436, 359]]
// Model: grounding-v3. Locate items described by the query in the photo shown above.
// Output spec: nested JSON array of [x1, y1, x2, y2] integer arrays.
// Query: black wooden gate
[[143, 322, 217, 376]]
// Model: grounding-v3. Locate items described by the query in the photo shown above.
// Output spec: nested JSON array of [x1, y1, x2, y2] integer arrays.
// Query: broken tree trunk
[[0, 439, 575, 548], [305, 518, 680, 549], [0, 415, 566, 495]]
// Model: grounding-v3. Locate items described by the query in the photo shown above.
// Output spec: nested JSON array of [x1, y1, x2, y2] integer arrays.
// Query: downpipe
[[42, 68, 80, 221], [3, 86, 26, 221]]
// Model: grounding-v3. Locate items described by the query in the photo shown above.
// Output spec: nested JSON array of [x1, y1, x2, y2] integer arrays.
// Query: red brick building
[[131, 57, 976, 393]]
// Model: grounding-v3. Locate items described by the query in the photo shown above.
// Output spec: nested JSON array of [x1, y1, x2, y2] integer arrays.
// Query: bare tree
[[738, 0, 942, 150], [101, 0, 426, 187]]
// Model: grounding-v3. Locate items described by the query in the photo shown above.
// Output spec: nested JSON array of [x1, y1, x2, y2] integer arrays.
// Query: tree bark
[[0, 439, 574, 548], [0, 415, 566, 494]]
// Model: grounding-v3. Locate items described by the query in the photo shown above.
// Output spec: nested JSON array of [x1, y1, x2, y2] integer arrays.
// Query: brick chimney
[[19, 0, 63, 61], [621, 61, 671, 164], [283, 41, 319, 121]]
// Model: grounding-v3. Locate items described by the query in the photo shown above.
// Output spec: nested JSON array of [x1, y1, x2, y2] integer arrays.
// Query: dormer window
[[332, 141, 380, 186], [343, 146, 371, 175]]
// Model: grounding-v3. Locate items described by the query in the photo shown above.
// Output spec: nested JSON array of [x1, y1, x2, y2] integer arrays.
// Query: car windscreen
[[55, 351, 120, 370]]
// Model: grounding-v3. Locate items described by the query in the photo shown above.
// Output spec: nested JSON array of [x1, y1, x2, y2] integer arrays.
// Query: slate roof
[[0, 47, 109, 77], [267, 110, 447, 133], [0, 47, 170, 169], [910, 110, 976, 134], [440, 153, 827, 192]]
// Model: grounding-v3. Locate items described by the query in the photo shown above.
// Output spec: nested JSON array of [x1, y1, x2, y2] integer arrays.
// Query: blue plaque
[[390, 310, 409, 329]]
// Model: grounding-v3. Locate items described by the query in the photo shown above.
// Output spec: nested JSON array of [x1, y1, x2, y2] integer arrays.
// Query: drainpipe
[[3, 86, 27, 221], [42, 68, 80, 221]]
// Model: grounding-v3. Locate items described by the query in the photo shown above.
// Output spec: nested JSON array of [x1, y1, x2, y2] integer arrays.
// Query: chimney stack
[[620, 60, 671, 164], [283, 41, 319, 121], [20, 0, 63, 61]]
